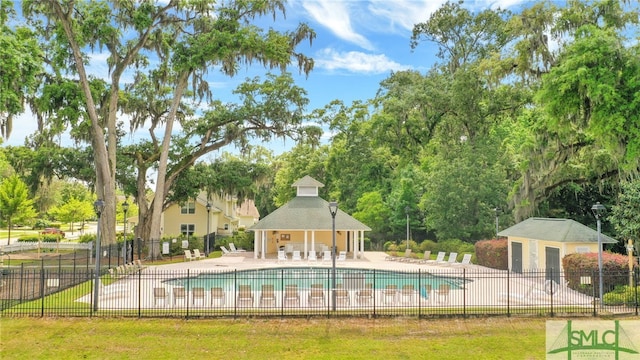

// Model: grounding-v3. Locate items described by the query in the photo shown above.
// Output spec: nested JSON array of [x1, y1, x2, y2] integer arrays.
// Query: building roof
[[236, 199, 260, 218], [291, 175, 325, 188], [248, 196, 371, 231], [497, 217, 617, 244]]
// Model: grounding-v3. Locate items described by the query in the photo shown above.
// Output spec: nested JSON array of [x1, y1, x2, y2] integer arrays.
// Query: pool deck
[[83, 252, 596, 310]]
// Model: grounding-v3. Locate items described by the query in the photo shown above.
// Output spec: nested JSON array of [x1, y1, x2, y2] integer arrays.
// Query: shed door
[[545, 247, 561, 284], [511, 242, 522, 274]]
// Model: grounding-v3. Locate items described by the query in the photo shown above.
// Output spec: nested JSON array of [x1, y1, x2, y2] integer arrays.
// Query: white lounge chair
[[193, 249, 206, 260], [283, 284, 300, 307], [277, 250, 287, 262], [337, 251, 346, 261], [237, 285, 254, 307], [292, 250, 302, 261], [153, 287, 168, 307], [427, 251, 446, 264], [308, 284, 325, 307], [307, 250, 317, 262], [399, 284, 416, 305], [439, 252, 458, 265], [220, 246, 231, 255], [452, 253, 473, 267], [192, 287, 205, 305], [322, 250, 331, 262], [355, 283, 374, 306], [229, 243, 245, 252], [173, 287, 186, 306], [184, 250, 196, 261], [210, 287, 225, 306], [259, 284, 277, 307]]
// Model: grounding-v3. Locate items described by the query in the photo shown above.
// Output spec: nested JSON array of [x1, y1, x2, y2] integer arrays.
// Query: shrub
[[17, 235, 59, 243], [603, 285, 638, 306], [563, 252, 631, 295], [77, 234, 96, 243], [474, 239, 508, 270], [419, 240, 437, 252]]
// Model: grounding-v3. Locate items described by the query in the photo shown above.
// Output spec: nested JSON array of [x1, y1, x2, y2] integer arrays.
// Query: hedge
[[474, 239, 508, 270]]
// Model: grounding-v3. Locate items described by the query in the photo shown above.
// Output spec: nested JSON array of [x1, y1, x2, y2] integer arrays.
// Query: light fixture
[[93, 199, 105, 312], [328, 201, 338, 311], [591, 202, 606, 307]]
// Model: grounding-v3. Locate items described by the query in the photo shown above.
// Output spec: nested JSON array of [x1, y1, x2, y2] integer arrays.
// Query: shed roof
[[248, 196, 370, 231], [497, 217, 617, 244]]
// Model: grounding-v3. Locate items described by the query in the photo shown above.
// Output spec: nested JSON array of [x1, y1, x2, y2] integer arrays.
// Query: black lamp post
[[122, 200, 129, 264], [591, 202, 606, 306], [206, 202, 211, 257], [405, 206, 410, 251], [328, 201, 338, 311], [93, 199, 105, 312]]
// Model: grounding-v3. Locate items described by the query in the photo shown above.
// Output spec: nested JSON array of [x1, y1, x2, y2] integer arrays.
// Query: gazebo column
[[253, 231, 259, 259], [304, 230, 308, 259], [311, 231, 316, 254], [359, 230, 365, 258], [352, 231, 358, 259], [262, 231, 267, 259]]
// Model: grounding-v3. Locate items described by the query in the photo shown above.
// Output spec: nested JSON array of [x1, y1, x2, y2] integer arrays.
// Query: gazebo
[[249, 176, 371, 259]]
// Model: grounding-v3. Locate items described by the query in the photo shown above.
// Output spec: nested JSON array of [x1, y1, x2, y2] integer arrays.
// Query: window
[[180, 224, 195, 237], [224, 223, 229, 230], [181, 201, 195, 214]]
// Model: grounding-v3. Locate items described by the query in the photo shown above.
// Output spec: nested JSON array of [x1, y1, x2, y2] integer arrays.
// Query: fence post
[[549, 268, 554, 317], [463, 268, 467, 318], [506, 269, 510, 317], [137, 268, 142, 319], [40, 262, 45, 317], [186, 268, 190, 320], [593, 269, 597, 317], [19, 263, 24, 303]]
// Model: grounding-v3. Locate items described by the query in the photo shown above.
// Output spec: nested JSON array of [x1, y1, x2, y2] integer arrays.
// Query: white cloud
[[367, 0, 446, 32], [302, 0, 374, 50], [315, 48, 411, 74]]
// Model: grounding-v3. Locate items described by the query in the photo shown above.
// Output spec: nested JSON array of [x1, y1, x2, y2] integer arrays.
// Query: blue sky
[[8, 0, 531, 151]]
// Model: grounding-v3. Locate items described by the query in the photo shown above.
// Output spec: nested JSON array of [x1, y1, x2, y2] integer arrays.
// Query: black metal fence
[[1, 265, 638, 318]]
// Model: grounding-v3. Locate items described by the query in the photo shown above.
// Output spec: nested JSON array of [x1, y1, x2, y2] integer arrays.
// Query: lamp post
[[205, 202, 211, 257], [328, 201, 338, 311], [405, 206, 410, 251], [93, 199, 105, 312], [122, 200, 129, 264], [591, 202, 606, 306], [494, 207, 500, 238]]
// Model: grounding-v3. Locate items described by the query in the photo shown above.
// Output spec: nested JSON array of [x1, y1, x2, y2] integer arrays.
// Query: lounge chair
[[307, 250, 317, 262], [283, 284, 300, 307], [292, 250, 302, 261], [322, 250, 331, 262], [259, 284, 277, 307], [337, 251, 346, 261], [355, 283, 374, 306], [229, 243, 245, 252], [398, 249, 413, 262], [193, 249, 206, 260], [192, 287, 205, 305], [220, 246, 231, 255], [153, 287, 168, 307], [452, 253, 473, 267], [427, 251, 446, 264], [184, 250, 195, 261], [399, 284, 416, 305], [420, 284, 432, 301], [439, 252, 458, 266], [417, 250, 431, 264], [277, 250, 287, 262], [435, 284, 450, 304], [383, 284, 398, 305], [210, 287, 225, 306], [237, 285, 254, 307], [173, 287, 186, 306], [334, 287, 350, 307], [308, 284, 325, 307]]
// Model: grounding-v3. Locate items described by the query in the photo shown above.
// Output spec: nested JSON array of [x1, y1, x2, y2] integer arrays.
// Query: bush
[[216, 230, 253, 251], [419, 240, 438, 252], [32, 219, 51, 230], [603, 285, 638, 306], [77, 234, 96, 243], [563, 252, 631, 295], [474, 239, 508, 270], [17, 235, 59, 243]]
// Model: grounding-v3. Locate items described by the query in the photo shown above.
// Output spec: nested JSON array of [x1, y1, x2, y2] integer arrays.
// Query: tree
[[610, 180, 640, 251], [352, 191, 391, 248], [22, 1, 316, 246], [0, 175, 37, 244], [48, 197, 94, 234]]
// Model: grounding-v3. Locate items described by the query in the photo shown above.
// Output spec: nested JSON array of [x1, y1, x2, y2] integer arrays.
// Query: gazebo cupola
[[292, 175, 324, 197]]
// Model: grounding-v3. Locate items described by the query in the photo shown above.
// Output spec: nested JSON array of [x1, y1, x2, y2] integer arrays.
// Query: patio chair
[[173, 287, 187, 306], [308, 284, 325, 307], [283, 284, 300, 307], [134, 259, 146, 270], [337, 251, 346, 261], [383, 284, 398, 305], [184, 250, 196, 261], [322, 250, 331, 262], [451, 253, 473, 267], [192, 249, 206, 260], [418, 250, 431, 264], [237, 285, 254, 307], [292, 250, 302, 261], [435, 284, 450, 304], [229, 243, 245, 252], [277, 250, 287, 262], [334, 287, 350, 307], [426, 251, 446, 264], [439, 252, 458, 266], [307, 250, 317, 262], [153, 287, 168, 307], [398, 249, 412, 262], [355, 283, 374, 306], [220, 246, 231, 255], [210, 287, 225, 306], [259, 284, 277, 307], [399, 284, 416, 305], [192, 287, 205, 305], [420, 284, 432, 302]]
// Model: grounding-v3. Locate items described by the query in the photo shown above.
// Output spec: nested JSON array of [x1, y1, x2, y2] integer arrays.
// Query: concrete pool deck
[[79, 252, 596, 311]]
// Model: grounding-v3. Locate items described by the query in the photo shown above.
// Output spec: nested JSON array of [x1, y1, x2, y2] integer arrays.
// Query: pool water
[[164, 267, 466, 294]]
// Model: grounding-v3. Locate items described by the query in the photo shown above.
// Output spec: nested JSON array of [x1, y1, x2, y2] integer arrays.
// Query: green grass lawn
[[0, 317, 551, 359]]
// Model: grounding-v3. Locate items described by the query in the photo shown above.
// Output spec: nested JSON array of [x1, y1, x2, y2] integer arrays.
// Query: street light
[[122, 200, 129, 264], [205, 202, 211, 257], [405, 206, 410, 251], [93, 199, 105, 312], [328, 201, 338, 311], [591, 202, 606, 306], [494, 208, 500, 238]]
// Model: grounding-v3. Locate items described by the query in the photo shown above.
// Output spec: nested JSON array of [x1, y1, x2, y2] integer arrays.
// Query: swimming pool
[[163, 267, 467, 293]]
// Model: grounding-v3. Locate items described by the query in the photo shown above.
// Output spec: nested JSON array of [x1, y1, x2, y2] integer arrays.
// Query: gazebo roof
[[248, 196, 370, 231], [497, 217, 617, 244]]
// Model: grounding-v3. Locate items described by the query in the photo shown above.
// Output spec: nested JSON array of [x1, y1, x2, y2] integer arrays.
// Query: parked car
[[41, 228, 65, 238]]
